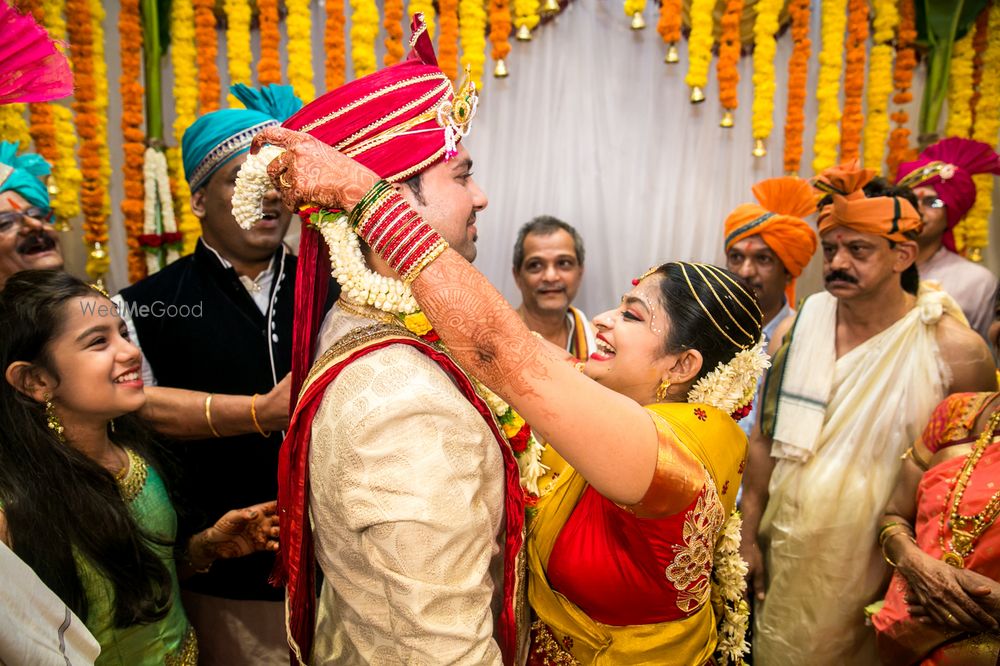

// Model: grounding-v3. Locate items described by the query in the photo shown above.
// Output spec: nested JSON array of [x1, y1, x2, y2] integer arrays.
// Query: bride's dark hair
[[0, 270, 172, 626], [654, 262, 763, 382]]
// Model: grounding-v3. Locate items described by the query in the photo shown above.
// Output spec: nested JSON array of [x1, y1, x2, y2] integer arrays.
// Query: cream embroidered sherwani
[[754, 284, 964, 665], [307, 306, 509, 665]]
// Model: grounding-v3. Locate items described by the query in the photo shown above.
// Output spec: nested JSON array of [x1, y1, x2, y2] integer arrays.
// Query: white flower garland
[[476, 380, 548, 496], [687, 339, 770, 415], [232, 145, 285, 230], [318, 214, 419, 314], [233, 146, 420, 314], [142, 147, 179, 274], [711, 510, 751, 664]]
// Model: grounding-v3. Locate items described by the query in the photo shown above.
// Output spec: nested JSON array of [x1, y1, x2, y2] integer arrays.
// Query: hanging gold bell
[[689, 86, 705, 103], [720, 111, 734, 128], [541, 0, 560, 16], [752, 138, 767, 157], [665, 44, 679, 63], [967, 247, 983, 263], [631, 11, 646, 29], [516, 24, 532, 41], [86, 241, 111, 281], [494, 58, 509, 78]]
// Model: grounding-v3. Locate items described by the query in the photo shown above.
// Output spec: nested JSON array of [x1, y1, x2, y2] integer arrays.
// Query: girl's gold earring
[[44, 392, 65, 442]]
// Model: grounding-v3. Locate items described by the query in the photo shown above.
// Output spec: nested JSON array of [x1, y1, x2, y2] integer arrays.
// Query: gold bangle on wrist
[[881, 532, 917, 567], [205, 393, 222, 438], [250, 393, 271, 437]]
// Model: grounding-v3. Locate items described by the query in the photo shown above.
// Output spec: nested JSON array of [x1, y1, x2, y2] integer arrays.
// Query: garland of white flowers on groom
[[233, 146, 548, 503]]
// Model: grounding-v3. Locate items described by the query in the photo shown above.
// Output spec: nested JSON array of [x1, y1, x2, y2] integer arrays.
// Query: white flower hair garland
[[687, 338, 770, 417]]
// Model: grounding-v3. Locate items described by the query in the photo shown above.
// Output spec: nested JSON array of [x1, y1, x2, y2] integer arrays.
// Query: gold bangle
[[204, 393, 222, 438], [878, 524, 913, 548], [878, 521, 905, 545], [250, 393, 271, 437], [881, 532, 917, 568]]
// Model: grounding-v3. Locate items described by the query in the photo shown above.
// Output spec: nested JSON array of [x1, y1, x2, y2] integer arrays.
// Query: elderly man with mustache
[[739, 162, 997, 666], [0, 142, 64, 287]]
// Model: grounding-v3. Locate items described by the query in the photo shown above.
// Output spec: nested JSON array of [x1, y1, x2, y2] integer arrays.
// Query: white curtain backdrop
[[66, 0, 999, 318]]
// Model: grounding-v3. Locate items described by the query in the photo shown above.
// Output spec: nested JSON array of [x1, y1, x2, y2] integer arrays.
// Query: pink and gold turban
[[896, 137, 1000, 252], [814, 160, 922, 243], [282, 15, 476, 182], [724, 176, 818, 304]]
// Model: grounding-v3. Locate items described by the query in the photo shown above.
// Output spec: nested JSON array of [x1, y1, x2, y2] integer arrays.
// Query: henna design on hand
[[251, 126, 380, 211]]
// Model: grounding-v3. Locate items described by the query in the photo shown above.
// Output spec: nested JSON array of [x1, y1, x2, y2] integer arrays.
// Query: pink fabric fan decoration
[[0, 0, 74, 104]]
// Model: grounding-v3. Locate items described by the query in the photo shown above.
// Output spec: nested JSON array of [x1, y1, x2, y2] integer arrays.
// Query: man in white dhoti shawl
[[739, 161, 997, 665]]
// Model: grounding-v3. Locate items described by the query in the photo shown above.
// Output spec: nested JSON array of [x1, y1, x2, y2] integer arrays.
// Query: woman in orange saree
[[873, 391, 1000, 664]]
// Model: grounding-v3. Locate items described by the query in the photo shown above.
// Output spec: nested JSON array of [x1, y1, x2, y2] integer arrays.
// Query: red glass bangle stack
[[351, 180, 449, 284]]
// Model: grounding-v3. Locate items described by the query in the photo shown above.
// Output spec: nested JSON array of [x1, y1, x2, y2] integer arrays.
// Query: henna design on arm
[[251, 127, 380, 211]]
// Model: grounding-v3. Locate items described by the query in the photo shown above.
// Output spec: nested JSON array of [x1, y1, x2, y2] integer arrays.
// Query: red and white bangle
[[353, 187, 448, 284]]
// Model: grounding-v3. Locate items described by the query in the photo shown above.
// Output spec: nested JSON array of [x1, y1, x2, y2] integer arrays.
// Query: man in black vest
[[116, 84, 335, 665]]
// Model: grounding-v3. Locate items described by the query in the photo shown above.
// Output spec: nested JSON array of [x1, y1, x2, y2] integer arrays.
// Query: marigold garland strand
[[258, 0, 282, 86], [513, 0, 538, 41], [350, 0, 379, 78], [409, 0, 437, 40], [89, 0, 111, 222], [862, 0, 898, 171], [969, 9, 989, 130], [839, 0, 868, 161], [325, 0, 347, 89], [944, 30, 975, 138], [0, 106, 31, 148], [170, 0, 200, 253], [782, 0, 810, 174], [438, 0, 459, 80], [960, 3, 1000, 258], [459, 0, 487, 89], [286, 0, 315, 101], [193, 0, 220, 112], [488, 0, 512, 66], [657, 0, 682, 58], [717, 0, 743, 119], [685, 0, 715, 95], [624, 0, 645, 23], [67, 0, 110, 281], [751, 0, 782, 143], [25, 0, 57, 179], [887, 0, 917, 180], [224, 0, 252, 108], [812, 0, 848, 173], [119, 0, 146, 281], [42, 0, 81, 225], [383, 0, 405, 66]]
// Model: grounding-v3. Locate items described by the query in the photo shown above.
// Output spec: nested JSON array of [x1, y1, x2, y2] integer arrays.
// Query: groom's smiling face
[[396, 144, 488, 264]]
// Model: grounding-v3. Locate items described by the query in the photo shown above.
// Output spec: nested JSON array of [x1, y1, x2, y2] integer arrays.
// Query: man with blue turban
[[116, 84, 337, 665], [0, 141, 62, 286]]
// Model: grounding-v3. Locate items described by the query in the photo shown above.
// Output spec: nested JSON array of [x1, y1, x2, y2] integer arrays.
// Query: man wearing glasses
[[896, 137, 1000, 339], [0, 142, 63, 288]]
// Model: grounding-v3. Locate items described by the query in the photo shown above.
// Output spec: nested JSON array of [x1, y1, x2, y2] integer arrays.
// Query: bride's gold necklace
[[938, 407, 1000, 568]]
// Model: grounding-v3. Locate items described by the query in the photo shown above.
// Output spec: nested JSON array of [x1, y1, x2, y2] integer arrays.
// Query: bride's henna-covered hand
[[249, 126, 379, 212]]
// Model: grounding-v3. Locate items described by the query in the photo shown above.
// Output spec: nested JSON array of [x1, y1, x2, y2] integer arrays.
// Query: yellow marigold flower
[[403, 312, 433, 336], [502, 413, 526, 439]]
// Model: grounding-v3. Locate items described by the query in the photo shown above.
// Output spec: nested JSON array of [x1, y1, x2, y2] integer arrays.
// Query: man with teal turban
[[115, 84, 337, 665], [0, 141, 62, 287]]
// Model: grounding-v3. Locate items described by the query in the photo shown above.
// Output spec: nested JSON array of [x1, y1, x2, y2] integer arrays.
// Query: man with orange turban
[[242, 17, 524, 666], [723, 176, 817, 438], [740, 161, 996, 665], [896, 137, 1000, 338]]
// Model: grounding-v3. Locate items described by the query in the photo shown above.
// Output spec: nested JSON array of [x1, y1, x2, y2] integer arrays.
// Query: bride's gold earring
[[44, 392, 65, 442], [656, 380, 671, 402]]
